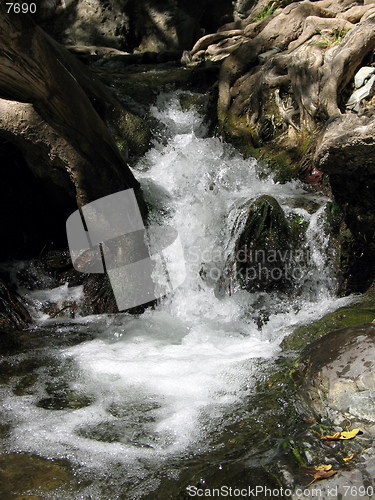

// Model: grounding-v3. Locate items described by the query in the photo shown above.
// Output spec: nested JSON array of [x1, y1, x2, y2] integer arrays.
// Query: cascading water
[[0, 92, 353, 498]]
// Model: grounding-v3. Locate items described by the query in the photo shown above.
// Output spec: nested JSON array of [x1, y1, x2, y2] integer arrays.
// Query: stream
[[0, 93, 354, 499]]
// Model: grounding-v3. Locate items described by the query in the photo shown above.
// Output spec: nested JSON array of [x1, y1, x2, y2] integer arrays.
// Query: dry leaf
[[321, 432, 341, 441], [314, 464, 333, 471], [306, 470, 337, 486], [340, 429, 360, 440], [343, 453, 355, 462], [321, 428, 361, 441]]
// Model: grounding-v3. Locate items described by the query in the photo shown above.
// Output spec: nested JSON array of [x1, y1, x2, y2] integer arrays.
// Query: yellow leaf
[[343, 453, 355, 462], [339, 429, 360, 440], [314, 464, 332, 471]]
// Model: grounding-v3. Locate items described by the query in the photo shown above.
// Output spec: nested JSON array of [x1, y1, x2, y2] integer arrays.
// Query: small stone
[[354, 66, 375, 89], [346, 75, 375, 111]]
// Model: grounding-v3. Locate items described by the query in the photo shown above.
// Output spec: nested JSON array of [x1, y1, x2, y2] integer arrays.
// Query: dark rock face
[[0, 279, 31, 331], [298, 323, 375, 430], [234, 195, 292, 292], [315, 113, 375, 292]]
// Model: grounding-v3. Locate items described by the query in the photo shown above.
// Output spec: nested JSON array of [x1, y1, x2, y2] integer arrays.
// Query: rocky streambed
[[0, 1, 374, 498]]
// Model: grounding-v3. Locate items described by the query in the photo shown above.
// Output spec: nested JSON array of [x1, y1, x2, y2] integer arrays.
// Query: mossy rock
[[282, 286, 375, 351], [220, 118, 301, 182], [235, 195, 308, 293], [0, 453, 75, 497], [108, 108, 152, 160], [238, 194, 290, 243], [178, 91, 210, 113]]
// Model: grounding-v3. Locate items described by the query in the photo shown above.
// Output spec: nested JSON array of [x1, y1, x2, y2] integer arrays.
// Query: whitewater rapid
[[1, 92, 353, 497]]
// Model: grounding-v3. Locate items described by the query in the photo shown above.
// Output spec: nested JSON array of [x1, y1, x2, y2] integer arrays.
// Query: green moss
[[219, 112, 302, 182], [115, 110, 151, 159], [288, 212, 308, 246], [325, 201, 344, 233], [178, 92, 209, 113], [0, 453, 75, 497], [282, 287, 375, 350], [291, 441, 307, 467]]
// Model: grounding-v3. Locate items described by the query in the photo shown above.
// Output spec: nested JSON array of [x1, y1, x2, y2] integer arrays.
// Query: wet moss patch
[[282, 287, 375, 351], [0, 453, 76, 498]]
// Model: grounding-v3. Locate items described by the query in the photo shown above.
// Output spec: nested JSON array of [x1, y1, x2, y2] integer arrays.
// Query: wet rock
[[234, 195, 294, 293], [282, 286, 375, 350], [298, 323, 375, 431], [0, 453, 76, 498], [292, 323, 375, 498], [0, 278, 31, 331], [94, 63, 220, 110]]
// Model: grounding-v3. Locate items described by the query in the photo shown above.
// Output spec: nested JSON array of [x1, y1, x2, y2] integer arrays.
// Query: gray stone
[[292, 467, 375, 500], [347, 74, 375, 111], [354, 66, 375, 89], [298, 323, 375, 431]]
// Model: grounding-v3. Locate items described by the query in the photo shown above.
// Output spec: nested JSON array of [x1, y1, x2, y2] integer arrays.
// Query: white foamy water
[[1, 93, 353, 494]]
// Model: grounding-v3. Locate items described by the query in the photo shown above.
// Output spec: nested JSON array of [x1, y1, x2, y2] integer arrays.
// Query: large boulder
[[298, 323, 375, 430], [226, 195, 308, 298], [314, 113, 375, 292], [293, 323, 375, 498], [234, 195, 292, 293]]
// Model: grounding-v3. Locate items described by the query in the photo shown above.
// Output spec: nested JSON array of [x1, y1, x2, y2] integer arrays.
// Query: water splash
[[1, 93, 352, 494]]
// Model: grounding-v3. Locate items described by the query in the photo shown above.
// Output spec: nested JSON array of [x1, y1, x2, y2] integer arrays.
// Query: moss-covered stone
[[282, 286, 375, 351], [110, 108, 152, 160], [220, 113, 303, 182], [234, 195, 309, 294], [0, 453, 76, 498]]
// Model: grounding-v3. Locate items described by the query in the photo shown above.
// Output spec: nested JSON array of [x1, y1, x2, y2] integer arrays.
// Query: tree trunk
[[0, 6, 142, 208]]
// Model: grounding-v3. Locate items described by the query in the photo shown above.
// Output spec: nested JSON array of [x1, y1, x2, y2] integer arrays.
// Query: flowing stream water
[[0, 93, 354, 498]]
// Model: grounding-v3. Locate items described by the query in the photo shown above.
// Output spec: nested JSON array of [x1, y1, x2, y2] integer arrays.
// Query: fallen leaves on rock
[[340, 429, 361, 439], [314, 464, 333, 471], [343, 453, 355, 462], [321, 431, 341, 440], [306, 469, 337, 487], [321, 428, 361, 441]]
